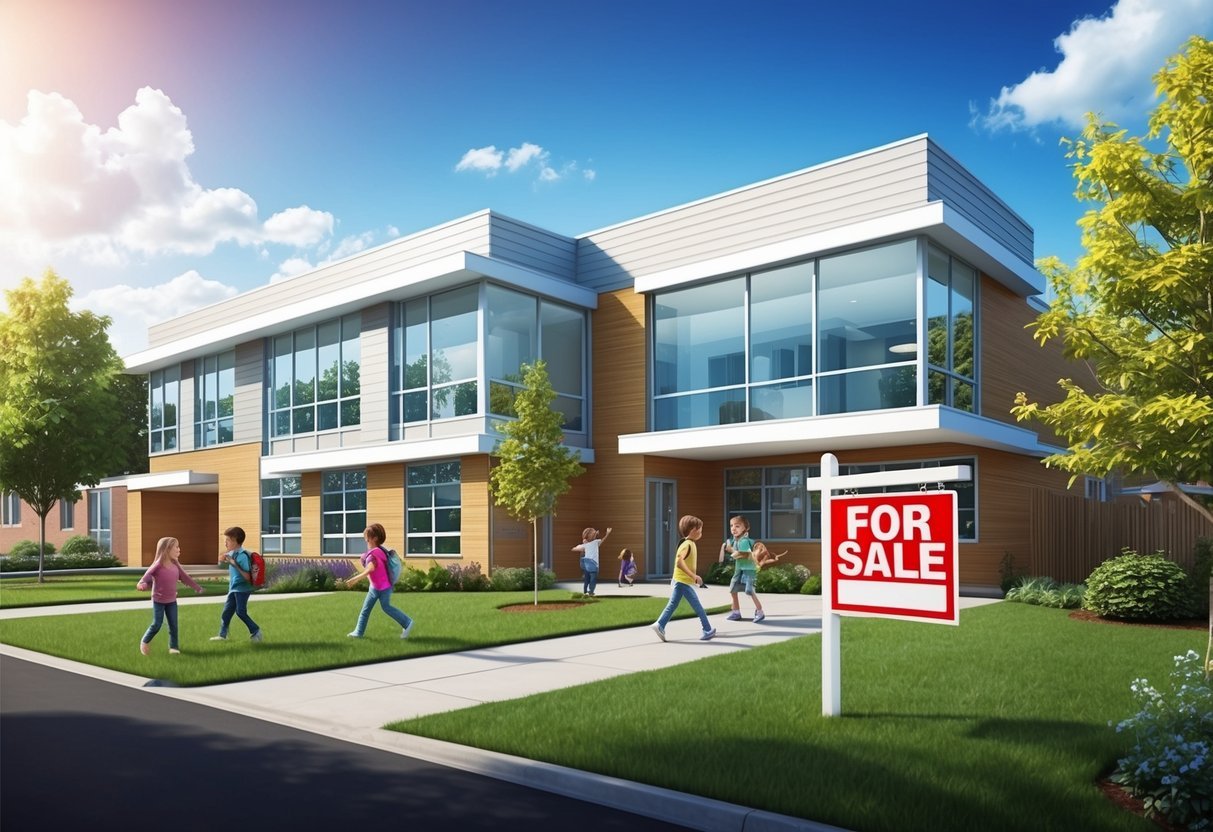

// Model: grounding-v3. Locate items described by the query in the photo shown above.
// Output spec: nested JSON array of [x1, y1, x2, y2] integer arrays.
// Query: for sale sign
[[828, 491, 959, 625]]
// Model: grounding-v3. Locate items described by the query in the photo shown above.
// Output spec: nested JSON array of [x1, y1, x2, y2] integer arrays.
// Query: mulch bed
[[499, 602, 589, 613], [1068, 609, 1207, 630]]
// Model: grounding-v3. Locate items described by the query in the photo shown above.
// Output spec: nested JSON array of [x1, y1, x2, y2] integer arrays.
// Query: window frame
[[88, 490, 112, 553], [320, 469, 367, 555], [148, 366, 180, 453], [267, 315, 362, 439], [261, 477, 302, 554], [195, 351, 236, 448], [2, 491, 21, 527], [405, 460, 462, 558]]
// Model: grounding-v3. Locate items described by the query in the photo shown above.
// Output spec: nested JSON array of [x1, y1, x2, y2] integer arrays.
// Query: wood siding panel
[[301, 471, 321, 557], [150, 442, 263, 553], [576, 140, 930, 291], [460, 455, 490, 566], [366, 463, 404, 549], [980, 277, 1074, 446], [131, 491, 219, 566]]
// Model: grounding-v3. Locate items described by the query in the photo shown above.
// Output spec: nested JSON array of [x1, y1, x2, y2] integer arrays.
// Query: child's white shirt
[[581, 538, 602, 566]]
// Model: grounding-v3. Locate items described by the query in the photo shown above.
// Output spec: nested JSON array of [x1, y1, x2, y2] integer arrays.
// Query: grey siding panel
[[575, 140, 931, 290], [233, 341, 264, 446], [487, 215, 577, 277], [358, 304, 391, 445], [148, 214, 494, 348], [178, 360, 195, 453], [925, 142, 1033, 265]]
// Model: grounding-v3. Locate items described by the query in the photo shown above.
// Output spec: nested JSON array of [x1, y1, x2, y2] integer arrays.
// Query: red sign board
[[828, 491, 959, 625]]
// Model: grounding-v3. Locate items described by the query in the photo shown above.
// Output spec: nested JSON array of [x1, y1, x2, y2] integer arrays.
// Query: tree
[[0, 271, 132, 581], [1012, 36, 1213, 528], [488, 360, 584, 604], [111, 373, 149, 476]]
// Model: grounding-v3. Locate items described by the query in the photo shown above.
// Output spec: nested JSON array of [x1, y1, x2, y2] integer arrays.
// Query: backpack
[[248, 551, 266, 588], [383, 547, 403, 585]]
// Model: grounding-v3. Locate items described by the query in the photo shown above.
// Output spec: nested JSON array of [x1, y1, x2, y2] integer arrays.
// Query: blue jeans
[[656, 582, 712, 632], [353, 586, 412, 636], [218, 591, 259, 637], [143, 601, 179, 649], [580, 558, 599, 594]]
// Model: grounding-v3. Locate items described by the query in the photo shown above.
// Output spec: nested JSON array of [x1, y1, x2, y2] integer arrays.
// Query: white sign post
[[805, 453, 970, 717]]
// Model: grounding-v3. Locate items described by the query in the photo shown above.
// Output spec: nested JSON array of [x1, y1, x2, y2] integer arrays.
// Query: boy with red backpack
[[210, 526, 264, 643]]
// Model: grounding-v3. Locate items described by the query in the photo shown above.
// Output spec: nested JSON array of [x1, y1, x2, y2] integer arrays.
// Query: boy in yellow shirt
[[650, 515, 717, 642]]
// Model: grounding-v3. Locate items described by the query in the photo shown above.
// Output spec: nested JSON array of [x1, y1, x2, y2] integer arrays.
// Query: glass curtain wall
[[148, 366, 179, 452], [393, 286, 479, 424], [195, 351, 235, 447], [652, 239, 971, 430], [926, 246, 977, 411], [268, 315, 361, 437]]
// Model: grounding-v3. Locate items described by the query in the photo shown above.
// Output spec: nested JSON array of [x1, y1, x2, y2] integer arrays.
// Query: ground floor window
[[322, 470, 367, 555], [60, 499, 74, 530], [723, 456, 976, 542], [406, 460, 461, 556], [261, 477, 302, 554], [88, 490, 111, 553], [2, 491, 20, 526]]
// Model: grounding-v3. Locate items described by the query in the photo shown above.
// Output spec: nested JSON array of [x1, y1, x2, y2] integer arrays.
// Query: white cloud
[[505, 142, 545, 172], [455, 141, 595, 183], [584, 169, 597, 182], [75, 270, 239, 357], [0, 87, 334, 264], [455, 145, 504, 174], [980, 0, 1213, 131]]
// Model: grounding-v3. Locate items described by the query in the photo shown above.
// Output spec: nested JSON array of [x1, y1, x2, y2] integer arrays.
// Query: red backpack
[[248, 551, 266, 588]]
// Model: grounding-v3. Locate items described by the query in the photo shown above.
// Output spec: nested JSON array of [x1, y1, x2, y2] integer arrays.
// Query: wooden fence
[[1029, 488, 1213, 583]]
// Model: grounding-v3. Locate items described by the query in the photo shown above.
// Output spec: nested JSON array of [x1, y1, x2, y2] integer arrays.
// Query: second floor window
[[269, 315, 361, 437], [149, 366, 179, 452], [393, 286, 479, 424], [195, 352, 235, 447], [2, 491, 20, 526]]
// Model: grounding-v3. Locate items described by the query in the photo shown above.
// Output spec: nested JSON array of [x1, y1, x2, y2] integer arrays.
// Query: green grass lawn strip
[[0, 574, 231, 607], [0, 589, 725, 686], [389, 604, 1197, 832]]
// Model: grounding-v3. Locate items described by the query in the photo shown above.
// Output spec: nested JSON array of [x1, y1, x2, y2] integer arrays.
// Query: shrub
[[1110, 649, 1213, 829], [755, 564, 804, 593], [446, 562, 490, 592], [489, 566, 556, 592], [800, 574, 822, 595], [60, 535, 101, 556], [1083, 550, 1197, 621], [1004, 576, 1085, 609], [8, 540, 55, 558], [0, 552, 121, 571], [398, 565, 428, 592], [706, 561, 734, 585], [425, 561, 453, 592], [263, 557, 355, 593]]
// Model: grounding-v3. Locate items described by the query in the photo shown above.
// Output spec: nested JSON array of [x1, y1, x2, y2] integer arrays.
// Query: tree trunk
[[532, 516, 539, 606], [37, 509, 47, 584]]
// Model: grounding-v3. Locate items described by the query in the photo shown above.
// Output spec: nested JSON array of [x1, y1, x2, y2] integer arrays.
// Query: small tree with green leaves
[[0, 270, 131, 581], [489, 360, 584, 604]]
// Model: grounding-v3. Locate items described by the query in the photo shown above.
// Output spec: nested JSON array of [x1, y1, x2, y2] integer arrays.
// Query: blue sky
[[1, 0, 1210, 356]]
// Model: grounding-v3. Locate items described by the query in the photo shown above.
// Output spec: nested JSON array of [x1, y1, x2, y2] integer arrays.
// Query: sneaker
[[347, 631, 363, 638], [754, 610, 766, 623], [650, 622, 666, 642], [139, 641, 150, 656], [700, 627, 717, 641], [401, 622, 413, 639], [726, 610, 742, 621], [250, 630, 263, 643], [209, 635, 227, 641], [168, 648, 180, 655]]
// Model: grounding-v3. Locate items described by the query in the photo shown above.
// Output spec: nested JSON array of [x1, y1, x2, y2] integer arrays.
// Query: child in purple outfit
[[136, 536, 203, 655]]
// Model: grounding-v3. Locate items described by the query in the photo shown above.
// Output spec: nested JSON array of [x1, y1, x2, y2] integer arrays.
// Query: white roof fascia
[[632, 203, 1044, 297], [124, 252, 595, 373], [617, 406, 1055, 461], [101, 470, 220, 493], [261, 435, 595, 478]]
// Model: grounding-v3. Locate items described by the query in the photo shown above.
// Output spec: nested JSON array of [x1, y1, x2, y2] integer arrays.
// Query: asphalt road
[[1, 655, 690, 832]]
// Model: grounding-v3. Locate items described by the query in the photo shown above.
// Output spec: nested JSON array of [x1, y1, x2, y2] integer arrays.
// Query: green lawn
[[389, 604, 1201, 832], [0, 574, 231, 607], [0, 590, 725, 685]]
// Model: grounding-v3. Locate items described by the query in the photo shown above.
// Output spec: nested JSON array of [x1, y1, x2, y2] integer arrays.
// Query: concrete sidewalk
[[0, 581, 999, 832]]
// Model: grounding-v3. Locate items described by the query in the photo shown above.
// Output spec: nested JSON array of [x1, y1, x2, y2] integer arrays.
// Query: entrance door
[[646, 479, 678, 579]]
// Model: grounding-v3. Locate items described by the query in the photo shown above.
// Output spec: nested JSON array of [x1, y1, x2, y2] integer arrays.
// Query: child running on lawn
[[650, 515, 716, 642], [136, 536, 204, 655], [722, 515, 765, 623]]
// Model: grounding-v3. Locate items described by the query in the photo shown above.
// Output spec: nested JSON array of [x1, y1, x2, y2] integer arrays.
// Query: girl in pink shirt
[[137, 537, 203, 655], [339, 523, 414, 639]]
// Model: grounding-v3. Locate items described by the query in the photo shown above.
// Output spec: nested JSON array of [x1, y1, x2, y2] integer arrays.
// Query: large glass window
[[60, 499, 74, 530], [392, 286, 479, 424], [261, 477, 302, 554], [148, 366, 179, 452], [268, 315, 361, 437], [321, 470, 367, 555], [88, 490, 111, 553], [926, 245, 977, 412], [195, 351, 235, 447], [406, 460, 461, 556], [2, 491, 20, 526], [723, 457, 976, 542], [652, 239, 964, 430]]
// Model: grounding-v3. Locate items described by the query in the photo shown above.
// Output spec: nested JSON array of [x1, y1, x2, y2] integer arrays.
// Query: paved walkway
[[0, 581, 1000, 832]]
